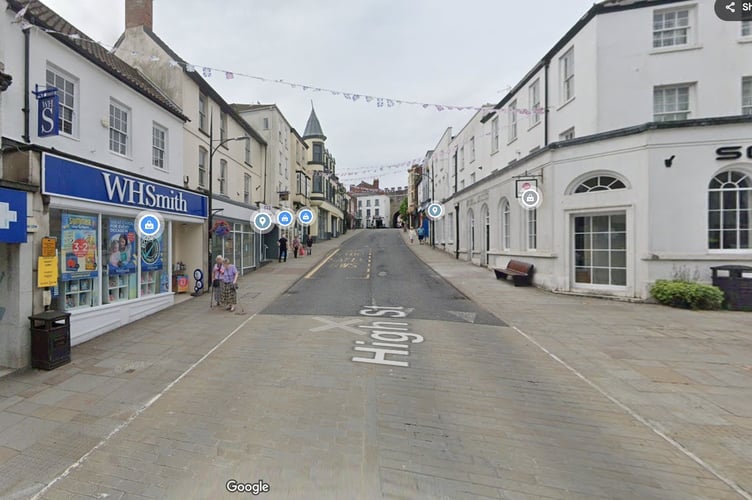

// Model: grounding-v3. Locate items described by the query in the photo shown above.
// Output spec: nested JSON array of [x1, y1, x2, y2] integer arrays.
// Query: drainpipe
[[262, 142, 268, 204], [22, 26, 31, 143], [544, 59, 549, 146], [455, 203, 460, 260], [453, 152, 458, 194]]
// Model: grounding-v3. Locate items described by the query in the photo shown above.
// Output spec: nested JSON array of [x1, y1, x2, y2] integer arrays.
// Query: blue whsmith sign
[[0, 187, 28, 243], [33, 85, 60, 138], [42, 154, 208, 218]]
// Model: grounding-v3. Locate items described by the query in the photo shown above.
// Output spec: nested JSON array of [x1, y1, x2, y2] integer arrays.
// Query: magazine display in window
[[60, 213, 98, 310]]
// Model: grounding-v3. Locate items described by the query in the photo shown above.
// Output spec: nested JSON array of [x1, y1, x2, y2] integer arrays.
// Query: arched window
[[708, 170, 752, 250], [574, 175, 626, 193], [501, 199, 511, 250]]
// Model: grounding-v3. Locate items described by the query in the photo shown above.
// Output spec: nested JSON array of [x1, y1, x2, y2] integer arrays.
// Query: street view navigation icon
[[297, 207, 316, 226], [276, 209, 295, 228], [135, 211, 164, 240], [252, 211, 274, 234], [426, 202, 445, 221], [519, 188, 542, 210]]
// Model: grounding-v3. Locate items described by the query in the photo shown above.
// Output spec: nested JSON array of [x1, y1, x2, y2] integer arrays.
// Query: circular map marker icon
[[277, 210, 295, 228], [297, 207, 316, 226], [426, 202, 445, 221], [519, 188, 542, 210], [252, 212, 274, 234], [135, 211, 164, 240]]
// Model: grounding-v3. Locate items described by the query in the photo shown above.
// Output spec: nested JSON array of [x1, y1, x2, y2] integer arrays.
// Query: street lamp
[[207, 118, 249, 295]]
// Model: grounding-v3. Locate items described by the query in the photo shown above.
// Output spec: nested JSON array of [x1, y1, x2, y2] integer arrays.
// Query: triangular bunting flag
[[13, 5, 28, 21]]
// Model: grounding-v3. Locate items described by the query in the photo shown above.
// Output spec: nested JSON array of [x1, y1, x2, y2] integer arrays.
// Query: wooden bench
[[493, 260, 534, 286]]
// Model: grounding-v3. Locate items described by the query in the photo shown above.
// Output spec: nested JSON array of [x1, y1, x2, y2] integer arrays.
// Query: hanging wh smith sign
[[33, 85, 60, 137], [42, 153, 208, 218]]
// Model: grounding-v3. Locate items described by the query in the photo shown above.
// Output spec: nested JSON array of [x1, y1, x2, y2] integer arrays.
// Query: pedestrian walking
[[220, 257, 238, 312], [417, 226, 425, 245], [306, 235, 313, 256], [278, 234, 288, 262], [409, 228, 415, 244], [212, 255, 224, 307], [292, 235, 301, 258]]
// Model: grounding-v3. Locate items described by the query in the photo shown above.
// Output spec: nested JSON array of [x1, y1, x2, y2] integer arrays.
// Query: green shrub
[[650, 280, 724, 310]]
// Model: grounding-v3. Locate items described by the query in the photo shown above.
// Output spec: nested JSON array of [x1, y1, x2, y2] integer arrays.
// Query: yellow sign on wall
[[41, 237, 57, 258], [38, 256, 59, 288]]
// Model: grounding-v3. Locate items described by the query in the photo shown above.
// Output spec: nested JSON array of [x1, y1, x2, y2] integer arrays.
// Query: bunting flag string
[[330, 125, 524, 182], [15, 19, 546, 115]]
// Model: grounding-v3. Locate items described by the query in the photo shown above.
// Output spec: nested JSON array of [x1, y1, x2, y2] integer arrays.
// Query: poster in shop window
[[140, 233, 163, 272], [60, 213, 98, 281], [108, 218, 137, 275]]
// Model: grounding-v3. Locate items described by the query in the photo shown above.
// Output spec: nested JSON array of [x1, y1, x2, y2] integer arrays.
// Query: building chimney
[[373, 179, 379, 189], [126, 0, 153, 30]]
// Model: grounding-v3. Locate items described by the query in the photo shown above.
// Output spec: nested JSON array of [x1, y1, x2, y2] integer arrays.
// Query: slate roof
[[7, 0, 187, 120], [303, 106, 326, 141]]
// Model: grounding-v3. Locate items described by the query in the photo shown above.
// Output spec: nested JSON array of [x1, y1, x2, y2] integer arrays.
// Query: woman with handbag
[[212, 255, 224, 306], [221, 257, 239, 312]]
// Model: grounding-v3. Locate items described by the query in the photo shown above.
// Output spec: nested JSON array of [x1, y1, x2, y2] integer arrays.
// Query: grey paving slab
[[26, 387, 80, 406], [53, 373, 113, 393], [0, 416, 64, 451]]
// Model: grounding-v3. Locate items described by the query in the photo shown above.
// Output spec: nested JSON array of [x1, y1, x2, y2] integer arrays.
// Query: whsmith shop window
[[49, 210, 170, 311]]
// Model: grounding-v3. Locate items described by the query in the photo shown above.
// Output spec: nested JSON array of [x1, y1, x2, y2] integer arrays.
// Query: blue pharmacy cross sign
[[277, 210, 294, 227], [298, 208, 314, 226], [0, 187, 28, 243]]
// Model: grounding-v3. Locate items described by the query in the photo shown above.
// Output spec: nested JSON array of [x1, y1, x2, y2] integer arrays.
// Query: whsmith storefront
[[42, 153, 207, 346]]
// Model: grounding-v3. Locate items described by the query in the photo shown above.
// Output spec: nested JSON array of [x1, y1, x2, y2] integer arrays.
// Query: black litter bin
[[711, 265, 752, 311], [29, 311, 71, 369]]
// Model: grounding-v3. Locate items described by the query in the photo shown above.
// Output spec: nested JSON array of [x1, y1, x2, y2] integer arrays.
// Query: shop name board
[[42, 153, 207, 218], [102, 173, 188, 213], [716, 146, 752, 161]]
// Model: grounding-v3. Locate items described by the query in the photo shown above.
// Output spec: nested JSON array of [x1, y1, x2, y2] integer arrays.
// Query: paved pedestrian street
[[26, 316, 743, 499], [1, 230, 750, 499]]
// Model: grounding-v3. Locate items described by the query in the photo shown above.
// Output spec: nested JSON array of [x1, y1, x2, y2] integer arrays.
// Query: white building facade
[[426, 0, 752, 300], [1, 0, 205, 366], [233, 104, 294, 211], [355, 194, 391, 228], [233, 104, 313, 256]]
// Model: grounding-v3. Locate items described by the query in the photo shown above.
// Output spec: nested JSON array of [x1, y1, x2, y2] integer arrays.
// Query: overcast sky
[[42, 0, 595, 189]]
